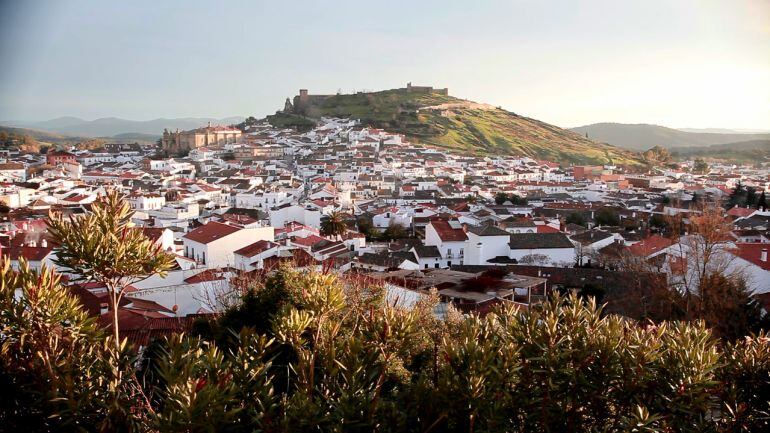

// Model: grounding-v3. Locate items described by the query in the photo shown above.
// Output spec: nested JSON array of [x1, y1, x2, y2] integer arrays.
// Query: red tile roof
[[183, 221, 240, 244], [536, 225, 561, 234], [430, 220, 468, 242], [627, 235, 673, 257], [292, 234, 327, 247], [732, 243, 770, 271], [234, 240, 277, 257], [727, 207, 756, 218], [183, 269, 228, 284]]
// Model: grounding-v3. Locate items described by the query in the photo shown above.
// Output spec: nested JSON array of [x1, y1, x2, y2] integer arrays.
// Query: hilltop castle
[[284, 83, 448, 116]]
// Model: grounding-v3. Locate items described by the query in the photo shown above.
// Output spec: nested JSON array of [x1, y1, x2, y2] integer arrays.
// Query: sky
[[0, 0, 768, 129]]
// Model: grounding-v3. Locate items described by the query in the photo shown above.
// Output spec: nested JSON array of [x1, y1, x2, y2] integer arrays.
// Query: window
[[434, 263, 439, 268], [201, 251, 206, 264]]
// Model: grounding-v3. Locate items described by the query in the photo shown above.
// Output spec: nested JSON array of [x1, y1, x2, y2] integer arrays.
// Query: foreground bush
[[1, 263, 769, 432]]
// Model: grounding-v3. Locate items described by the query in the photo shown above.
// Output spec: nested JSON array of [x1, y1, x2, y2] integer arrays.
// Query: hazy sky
[[1, 0, 768, 129]]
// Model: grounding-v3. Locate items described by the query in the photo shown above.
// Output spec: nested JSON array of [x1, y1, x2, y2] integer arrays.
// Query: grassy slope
[[297, 89, 643, 166]]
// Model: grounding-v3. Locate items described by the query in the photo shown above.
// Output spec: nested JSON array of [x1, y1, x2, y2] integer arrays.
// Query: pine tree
[[757, 191, 767, 210], [47, 190, 175, 349]]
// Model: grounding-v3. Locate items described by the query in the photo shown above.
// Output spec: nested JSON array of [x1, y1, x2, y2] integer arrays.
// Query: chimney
[[762, 249, 768, 263]]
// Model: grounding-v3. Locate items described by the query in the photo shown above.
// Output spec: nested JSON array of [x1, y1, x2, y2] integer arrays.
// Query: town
[[1, 109, 768, 347]]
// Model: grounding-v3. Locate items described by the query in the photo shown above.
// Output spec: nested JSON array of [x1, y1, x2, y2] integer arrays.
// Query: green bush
[[2, 263, 769, 432]]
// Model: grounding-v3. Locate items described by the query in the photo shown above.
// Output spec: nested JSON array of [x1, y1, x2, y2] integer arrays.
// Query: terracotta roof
[[234, 240, 278, 257], [727, 207, 756, 218], [732, 243, 770, 271], [627, 235, 673, 257], [430, 220, 468, 242], [183, 221, 240, 244], [292, 234, 327, 247], [183, 269, 227, 284], [4, 245, 53, 261]]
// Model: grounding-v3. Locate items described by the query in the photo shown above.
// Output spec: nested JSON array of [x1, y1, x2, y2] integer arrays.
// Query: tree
[[494, 192, 508, 205], [745, 186, 757, 207], [693, 158, 709, 174], [46, 190, 175, 349], [689, 273, 765, 341], [642, 145, 671, 164], [382, 221, 408, 240], [758, 191, 767, 210], [356, 214, 373, 236], [0, 259, 144, 431], [649, 213, 667, 230], [519, 253, 550, 266], [566, 212, 587, 227], [594, 208, 620, 226], [3, 263, 770, 431], [320, 211, 348, 240]]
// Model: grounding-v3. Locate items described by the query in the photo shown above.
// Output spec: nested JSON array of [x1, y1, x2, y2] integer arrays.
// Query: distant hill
[[677, 127, 770, 134], [0, 125, 159, 151], [0, 125, 85, 145], [271, 86, 643, 166], [670, 139, 770, 164], [570, 123, 770, 151], [1, 116, 245, 138]]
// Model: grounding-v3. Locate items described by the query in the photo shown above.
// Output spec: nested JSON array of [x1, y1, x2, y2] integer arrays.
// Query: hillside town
[[1, 117, 769, 347]]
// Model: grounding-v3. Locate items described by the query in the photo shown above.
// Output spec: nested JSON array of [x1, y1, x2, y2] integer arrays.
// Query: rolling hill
[[670, 139, 770, 164], [270, 87, 643, 166], [570, 123, 770, 151], [0, 125, 86, 145], [1, 116, 244, 138], [0, 125, 160, 150]]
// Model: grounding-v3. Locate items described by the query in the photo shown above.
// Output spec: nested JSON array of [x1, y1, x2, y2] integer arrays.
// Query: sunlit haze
[[1, 0, 768, 129]]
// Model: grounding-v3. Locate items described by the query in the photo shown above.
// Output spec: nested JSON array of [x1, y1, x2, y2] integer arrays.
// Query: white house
[[233, 240, 280, 271], [182, 221, 275, 268], [269, 203, 321, 228], [463, 225, 512, 266], [0, 162, 26, 182], [424, 220, 468, 268], [508, 233, 575, 266]]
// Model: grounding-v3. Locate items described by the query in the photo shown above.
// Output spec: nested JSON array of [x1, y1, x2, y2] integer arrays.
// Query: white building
[[508, 233, 575, 267], [182, 221, 275, 268], [269, 204, 321, 229]]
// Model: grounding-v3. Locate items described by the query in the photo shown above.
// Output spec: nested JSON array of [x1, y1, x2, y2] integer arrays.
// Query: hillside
[[570, 122, 770, 151], [670, 139, 770, 164], [0, 125, 85, 145], [272, 88, 643, 166], [0, 125, 158, 152], [1, 116, 244, 137]]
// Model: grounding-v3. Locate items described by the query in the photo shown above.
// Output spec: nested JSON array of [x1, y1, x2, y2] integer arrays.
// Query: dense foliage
[[1, 261, 769, 432], [47, 191, 175, 347]]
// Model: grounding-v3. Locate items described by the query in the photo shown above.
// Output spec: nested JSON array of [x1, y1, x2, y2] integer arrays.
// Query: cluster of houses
[[1, 117, 769, 348]]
